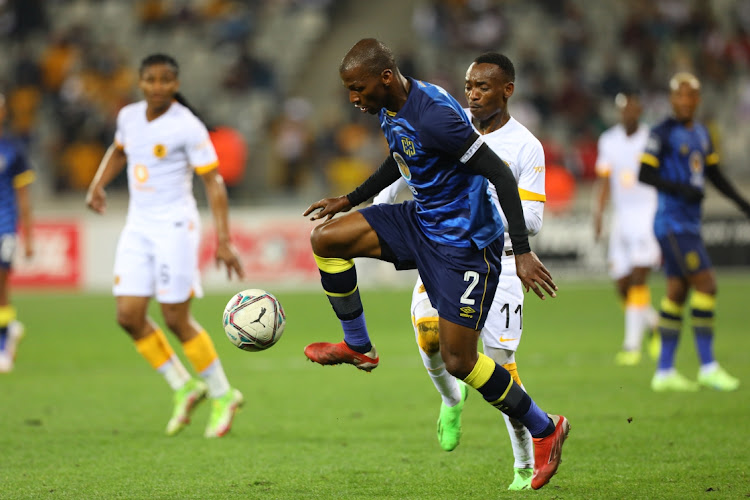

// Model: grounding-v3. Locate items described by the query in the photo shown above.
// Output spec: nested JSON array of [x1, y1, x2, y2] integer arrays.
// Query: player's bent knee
[[442, 353, 473, 380], [116, 309, 144, 334], [416, 321, 440, 355]]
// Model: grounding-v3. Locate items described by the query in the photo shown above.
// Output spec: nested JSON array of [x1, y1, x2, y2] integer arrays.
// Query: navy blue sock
[[341, 312, 371, 352], [694, 332, 714, 366]]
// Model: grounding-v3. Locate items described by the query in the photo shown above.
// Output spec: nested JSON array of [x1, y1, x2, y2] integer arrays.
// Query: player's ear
[[505, 81, 515, 99], [381, 68, 393, 86]]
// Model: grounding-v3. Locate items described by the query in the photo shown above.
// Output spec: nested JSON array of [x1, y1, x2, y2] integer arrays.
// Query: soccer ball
[[223, 288, 286, 351]]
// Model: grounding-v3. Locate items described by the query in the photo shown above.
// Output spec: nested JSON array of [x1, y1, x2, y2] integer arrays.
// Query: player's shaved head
[[669, 72, 700, 92], [340, 38, 397, 76], [472, 52, 515, 82]]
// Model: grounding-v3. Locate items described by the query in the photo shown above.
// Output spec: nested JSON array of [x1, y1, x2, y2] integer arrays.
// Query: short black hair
[[340, 38, 397, 76], [473, 53, 515, 82], [140, 53, 179, 76]]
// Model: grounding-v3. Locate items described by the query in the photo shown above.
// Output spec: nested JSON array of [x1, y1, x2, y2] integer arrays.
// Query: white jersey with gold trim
[[596, 123, 660, 279], [480, 116, 546, 254], [115, 100, 218, 224], [595, 123, 656, 228]]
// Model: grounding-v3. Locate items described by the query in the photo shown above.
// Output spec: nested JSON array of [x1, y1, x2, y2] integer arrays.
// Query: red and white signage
[[10, 221, 82, 288]]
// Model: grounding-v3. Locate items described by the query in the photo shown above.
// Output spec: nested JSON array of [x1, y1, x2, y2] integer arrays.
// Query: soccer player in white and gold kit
[[593, 91, 661, 366], [374, 53, 546, 491], [86, 54, 245, 438]]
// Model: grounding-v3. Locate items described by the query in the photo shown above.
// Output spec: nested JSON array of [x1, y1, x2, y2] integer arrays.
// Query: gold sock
[[134, 329, 174, 369], [182, 330, 218, 374]]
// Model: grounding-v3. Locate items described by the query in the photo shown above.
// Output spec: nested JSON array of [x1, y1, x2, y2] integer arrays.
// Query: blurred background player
[[0, 92, 34, 373], [593, 91, 661, 366], [304, 39, 568, 491], [373, 52, 545, 491], [639, 72, 750, 392], [85, 54, 246, 436]]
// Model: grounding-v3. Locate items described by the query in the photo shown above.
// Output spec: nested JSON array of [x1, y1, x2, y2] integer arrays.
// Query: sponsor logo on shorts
[[685, 251, 701, 271], [459, 305, 475, 319], [498, 336, 518, 343]]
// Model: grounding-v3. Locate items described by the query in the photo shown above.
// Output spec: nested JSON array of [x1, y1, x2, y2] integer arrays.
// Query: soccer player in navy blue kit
[[302, 38, 569, 490], [639, 72, 750, 392], [0, 93, 34, 373]]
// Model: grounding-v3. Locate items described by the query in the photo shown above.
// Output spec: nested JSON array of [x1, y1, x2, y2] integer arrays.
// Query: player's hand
[[678, 185, 704, 203], [515, 251, 557, 300], [216, 241, 245, 280], [86, 186, 107, 214], [303, 195, 352, 221]]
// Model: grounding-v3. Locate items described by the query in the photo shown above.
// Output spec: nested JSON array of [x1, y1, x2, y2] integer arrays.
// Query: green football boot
[[204, 388, 244, 438], [698, 366, 740, 392], [508, 467, 533, 491], [651, 371, 698, 392], [437, 381, 469, 451], [166, 379, 208, 436]]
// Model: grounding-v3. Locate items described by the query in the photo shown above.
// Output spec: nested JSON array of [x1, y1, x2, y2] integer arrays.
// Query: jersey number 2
[[460, 271, 479, 305]]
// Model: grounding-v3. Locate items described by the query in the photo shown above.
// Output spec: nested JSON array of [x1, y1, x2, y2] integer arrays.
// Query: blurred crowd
[[0, 0, 749, 207]]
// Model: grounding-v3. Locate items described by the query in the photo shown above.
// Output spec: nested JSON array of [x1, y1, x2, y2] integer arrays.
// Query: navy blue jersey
[[0, 137, 33, 234], [378, 77, 502, 249], [641, 118, 717, 237]]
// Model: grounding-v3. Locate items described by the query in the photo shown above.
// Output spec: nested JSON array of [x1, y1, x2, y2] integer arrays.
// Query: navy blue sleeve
[[418, 102, 474, 155]]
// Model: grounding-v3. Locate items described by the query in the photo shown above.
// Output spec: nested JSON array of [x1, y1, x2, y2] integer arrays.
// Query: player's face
[[340, 66, 389, 115], [139, 63, 179, 110], [464, 62, 511, 122], [670, 83, 700, 123], [620, 97, 642, 128]]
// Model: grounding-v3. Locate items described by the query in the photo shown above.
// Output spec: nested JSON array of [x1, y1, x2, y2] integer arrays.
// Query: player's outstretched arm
[[200, 168, 245, 280], [592, 177, 609, 241], [705, 165, 750, 218], [463, 139, 557, 299], [86, 144, 127, 214], [304, 155, 401, 221], [638, 162, 703, 202]]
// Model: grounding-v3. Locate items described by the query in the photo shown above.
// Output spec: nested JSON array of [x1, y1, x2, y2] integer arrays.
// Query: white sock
[[655, 367, 676, 379], [646, 306, 658, 330], [484, 346, 533, 468], [201, 359, 231, 398], [623, 305, 647, 351], [157, 356, 191, 390], [419, 347, 461, 406], [699, 361, 719, 375]]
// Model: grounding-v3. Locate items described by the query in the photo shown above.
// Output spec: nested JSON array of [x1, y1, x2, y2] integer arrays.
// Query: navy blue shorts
[[657, 231, 712, 277], [0, 233, 16, 270], [360, 201, 502, 330]]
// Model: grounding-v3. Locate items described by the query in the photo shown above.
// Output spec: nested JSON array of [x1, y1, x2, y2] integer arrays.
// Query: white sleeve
[[114, 110, 125, 148], [372, 177, 408, 205], [516, 140, 545, 235], [186, 119, 219, 173], [595, 135, 611, 178], [521, 200, 544, 236]]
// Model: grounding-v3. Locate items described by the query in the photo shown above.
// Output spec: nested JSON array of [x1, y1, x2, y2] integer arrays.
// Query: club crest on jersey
[[393, 152, 411, 180], [400, 137, 416, 157], [680, 144, 689, 156], [153, 144, 167, 158]]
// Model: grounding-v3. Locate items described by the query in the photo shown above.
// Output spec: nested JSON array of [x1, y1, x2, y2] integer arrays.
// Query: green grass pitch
[[1, 275, 748, 499]]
